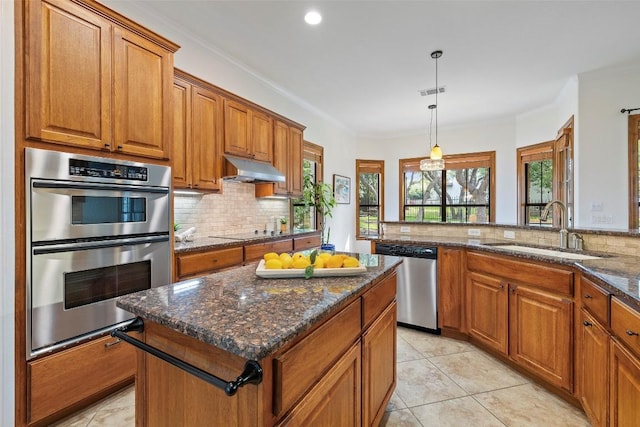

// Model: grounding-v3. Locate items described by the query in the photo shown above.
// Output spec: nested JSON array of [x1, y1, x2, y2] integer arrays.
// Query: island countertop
[[116, 253, 402, 361]]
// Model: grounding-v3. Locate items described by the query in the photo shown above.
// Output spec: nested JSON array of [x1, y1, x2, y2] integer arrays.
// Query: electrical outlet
[[400, 226, 411, 233], [503, 230, 516, 239], [468, 239, 481, 245], [468, 229, 481, 236], [591, 202, 604, 212]]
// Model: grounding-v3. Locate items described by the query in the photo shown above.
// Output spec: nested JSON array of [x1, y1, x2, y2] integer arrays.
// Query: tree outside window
[[356, 159, 384, 238]]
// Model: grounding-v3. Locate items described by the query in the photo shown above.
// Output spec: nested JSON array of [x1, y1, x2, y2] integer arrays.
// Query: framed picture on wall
[[333, 174, 350, 204]]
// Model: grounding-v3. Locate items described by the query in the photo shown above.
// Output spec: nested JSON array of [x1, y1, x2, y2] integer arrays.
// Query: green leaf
[[304, 265, 315, 279], [309, 249, 318, 264]]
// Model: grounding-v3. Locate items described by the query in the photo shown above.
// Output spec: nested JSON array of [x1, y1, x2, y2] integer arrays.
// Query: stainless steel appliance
[[26, 148, 171, 359], [375, 243, 439, 333]]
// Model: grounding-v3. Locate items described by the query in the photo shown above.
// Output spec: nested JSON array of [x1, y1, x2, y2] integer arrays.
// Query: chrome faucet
[[541, 200, 569, 249]]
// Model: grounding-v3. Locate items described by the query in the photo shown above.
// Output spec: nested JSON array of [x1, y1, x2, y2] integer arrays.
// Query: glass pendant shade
[[430, 144, 443, 160]]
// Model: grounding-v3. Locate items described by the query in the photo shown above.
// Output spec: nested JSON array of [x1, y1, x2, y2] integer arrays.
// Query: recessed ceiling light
[[304, 11, 322, 25]]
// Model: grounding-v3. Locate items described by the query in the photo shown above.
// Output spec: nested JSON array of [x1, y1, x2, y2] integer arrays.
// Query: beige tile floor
[[52, 327, 591, 426]]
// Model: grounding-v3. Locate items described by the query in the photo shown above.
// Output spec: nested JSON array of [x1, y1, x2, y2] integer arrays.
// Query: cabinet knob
[[104, 338, 122, 348], [626, 329, 639, 336], [117, 145, 123, 150], [583, 321, 593, 327], [103, 143, 110, 149], [583, 294, 592, 299]]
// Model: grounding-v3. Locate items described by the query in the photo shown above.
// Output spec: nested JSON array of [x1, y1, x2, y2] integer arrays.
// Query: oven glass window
[[64, 260, 151, 309], [71, 196, 146, 224]]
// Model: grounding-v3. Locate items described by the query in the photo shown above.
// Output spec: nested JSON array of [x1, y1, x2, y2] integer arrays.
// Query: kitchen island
[[116, 253, 402, 426]]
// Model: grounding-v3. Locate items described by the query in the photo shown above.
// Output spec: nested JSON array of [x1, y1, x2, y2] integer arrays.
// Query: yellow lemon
[[318, 252, 332, 260], [326, 255, 344, 269], [264, 258, 283, 269], [314, 258, 326, 269], [292, 258, 311, 269], [292, 252, 305, 261], [342, 257, 360, 268], [280, 256, 293, 269], [264, 252, 279, 261]]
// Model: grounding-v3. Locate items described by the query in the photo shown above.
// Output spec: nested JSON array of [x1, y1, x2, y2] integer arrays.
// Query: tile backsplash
[[174, 181, 290, 237]]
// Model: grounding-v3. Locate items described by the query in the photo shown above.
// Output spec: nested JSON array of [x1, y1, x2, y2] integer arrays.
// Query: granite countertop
[[116, 253, 402, 361], [174, 229, 320, 254], [375, 234, 640, 310]]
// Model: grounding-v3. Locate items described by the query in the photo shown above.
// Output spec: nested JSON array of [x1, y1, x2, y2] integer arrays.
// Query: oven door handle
[[33, 235, 170, 255], [32, 180, 169, 194]]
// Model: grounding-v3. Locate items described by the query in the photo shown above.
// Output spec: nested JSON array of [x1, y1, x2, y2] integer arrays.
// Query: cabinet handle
[[583, 321, 593, 327], [626, 330, 639, 336], [583, 294, 593, 299], [117, 145, 123, 150], [103, 144, 110, 149], [104, 338, 122, 348], [498, 284, 504, 290]]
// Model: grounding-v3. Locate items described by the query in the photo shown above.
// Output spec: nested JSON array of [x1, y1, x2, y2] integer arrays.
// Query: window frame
[[355, 159, 384, 239], [517, 141, 554, 225], [628, 114, 640, 229], [399, 151, 496, 223], [292, 141, 324, 231]]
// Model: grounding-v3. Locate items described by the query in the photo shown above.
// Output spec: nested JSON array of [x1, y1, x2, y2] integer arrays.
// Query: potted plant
[[279, 216, 288, 233], [301, 174, 336, 251]]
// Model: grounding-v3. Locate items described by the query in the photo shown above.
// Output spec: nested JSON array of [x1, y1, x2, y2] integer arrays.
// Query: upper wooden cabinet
[[255, 120, 304, 198], [24, 0, 178, 159], [223, 99, 273, 163], [173, 71, 224, 191]]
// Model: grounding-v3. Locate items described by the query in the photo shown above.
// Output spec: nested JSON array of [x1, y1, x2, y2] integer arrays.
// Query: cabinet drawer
[[244, 239, 293, 262], [293, 234, 321, 251], [176, 246, 243, 278], [28, 335, 135, 423], [362, 272, 397, 328], [274, 299, 362, 416], [581, 276, 610, 326], [611, 297, 640, 358], [467, 251, 574, 295]]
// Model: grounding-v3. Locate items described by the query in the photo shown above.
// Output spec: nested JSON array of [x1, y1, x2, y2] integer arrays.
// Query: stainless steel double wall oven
[[26, 148, 171, 359]]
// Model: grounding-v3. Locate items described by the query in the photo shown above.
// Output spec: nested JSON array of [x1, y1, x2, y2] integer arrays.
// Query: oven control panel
[[69, 159, 148, 181]]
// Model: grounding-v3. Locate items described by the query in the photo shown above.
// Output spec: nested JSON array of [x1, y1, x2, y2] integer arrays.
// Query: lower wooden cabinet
[[292, 234, 321, 251], [175, 246, 243, 280], [609, 338, 640, 427], [244, 238, 293, 263], [438, 247, 465, 332], [509, 283, 573, 392], [277, 343, 362, 427], [362, 302, 396, 427], [466, 271, 508, 354], [28, 335, 136, 425], [579, 309, 609, 427]]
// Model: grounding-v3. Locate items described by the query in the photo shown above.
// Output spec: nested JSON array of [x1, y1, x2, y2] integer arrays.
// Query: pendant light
[[420, 50, 445, 171]]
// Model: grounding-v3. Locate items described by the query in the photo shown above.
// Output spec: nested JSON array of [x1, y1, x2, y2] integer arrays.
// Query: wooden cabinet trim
[[362, 271, 396, 329], [176, 246, 244, 279], [611, 297, 640, 359], [580, 276, 611, 327]]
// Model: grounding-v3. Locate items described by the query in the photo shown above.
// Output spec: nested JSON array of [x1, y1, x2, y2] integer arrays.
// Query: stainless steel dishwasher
[[375, 242, 439, 333]]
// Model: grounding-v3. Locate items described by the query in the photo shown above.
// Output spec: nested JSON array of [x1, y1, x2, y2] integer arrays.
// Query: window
[[356, 159, 384, 238], [517, 141, 554, 226], [628, 114, 640, 229], [517, 116, 574, 227], [293, 141, 324, 231], [399, 151, 495, 223]]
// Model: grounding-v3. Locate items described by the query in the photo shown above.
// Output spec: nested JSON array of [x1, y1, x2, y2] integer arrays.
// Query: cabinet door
[[362, 302, 396, 427], [224, 99, 251, 157], [191, 86, 223, 191], [466, 271, 508, 354], [609, 339, 640, 427], [509, 284, 573, 392], [172, 77, 191, 188], [439, 248, 465, 332], [113, 27, 172, 159], [277, 342, 361, 427], [251, 110, 273, 162], [288, 127, 304, 196], [579, 309, 609, 427], [26, 0, 112, 149], [272, 121, 290, 195]]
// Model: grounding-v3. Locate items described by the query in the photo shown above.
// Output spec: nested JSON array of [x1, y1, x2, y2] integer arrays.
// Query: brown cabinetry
[[609, 337, 640, 427], [292, 234, 321, 251], [224, 99, 273, 163], [255, 121, 304, 197], [466, 252, 574, 392], [25, 0, 178, 159], [579, 309, 609, 427], [244, 239, 294, 263], [175, 246, 244, 280], [28, 335, 135, 425], [438, 247, 465, 333], [173, 71, 224, 191]]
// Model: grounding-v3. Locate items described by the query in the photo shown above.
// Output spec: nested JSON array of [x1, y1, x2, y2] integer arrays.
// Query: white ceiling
[[121, 1, 640, 138]]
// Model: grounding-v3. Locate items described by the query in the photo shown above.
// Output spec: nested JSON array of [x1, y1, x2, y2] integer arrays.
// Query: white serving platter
[[255, 259, 367, 279]]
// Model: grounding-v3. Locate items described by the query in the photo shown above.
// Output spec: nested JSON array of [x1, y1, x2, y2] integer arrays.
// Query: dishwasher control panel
[[375, 243, 437, 259]]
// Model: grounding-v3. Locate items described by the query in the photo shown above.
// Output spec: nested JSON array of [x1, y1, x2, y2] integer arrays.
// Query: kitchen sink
[[488, 244, 603, 260]]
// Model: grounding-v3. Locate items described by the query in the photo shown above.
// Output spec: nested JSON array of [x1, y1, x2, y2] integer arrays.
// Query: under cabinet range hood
[[223, 154, 285, 183]]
